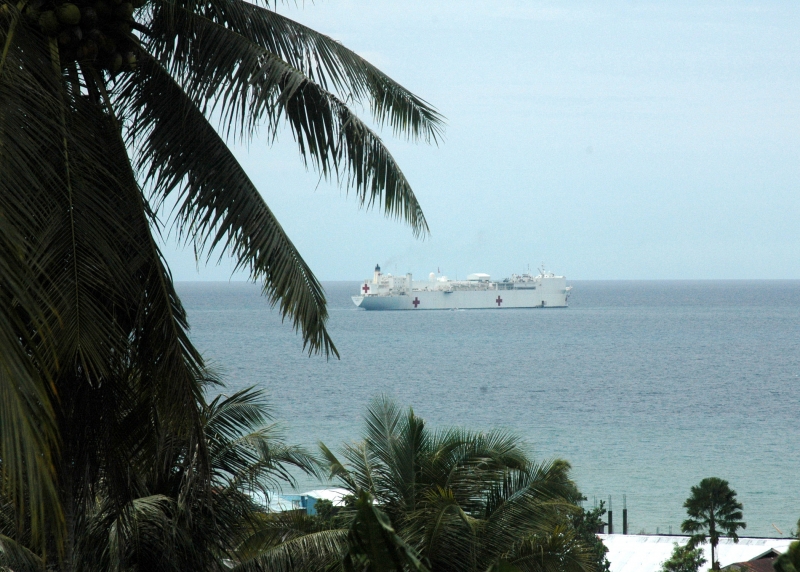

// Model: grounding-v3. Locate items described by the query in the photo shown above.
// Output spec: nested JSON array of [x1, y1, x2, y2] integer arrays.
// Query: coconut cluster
[[19, 0, 144, 72]]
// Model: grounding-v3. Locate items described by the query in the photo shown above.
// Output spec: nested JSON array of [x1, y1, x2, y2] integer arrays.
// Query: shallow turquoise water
[[177, 280, 800, 537]]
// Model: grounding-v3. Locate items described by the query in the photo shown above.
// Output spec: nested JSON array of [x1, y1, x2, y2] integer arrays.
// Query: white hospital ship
[[352, 265, 571, 311]]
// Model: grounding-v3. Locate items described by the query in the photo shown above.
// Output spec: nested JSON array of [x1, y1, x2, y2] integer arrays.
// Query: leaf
[[160, 0, 444, 142], [343, 490, 428, 572], [120, 52, 337, 356]]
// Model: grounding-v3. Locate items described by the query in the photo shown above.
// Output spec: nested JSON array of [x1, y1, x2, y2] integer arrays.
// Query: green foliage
[[314, 499, 337, 523], [681, 477, 746, 570], [342, 490, 429, 572], [0, 385, 320, 571], [316, 397, 597, 572], [569, 500, 610, 572], [660, 543, 707, 572], [0, 0, 442, 561], [773, 540, 800, 572]]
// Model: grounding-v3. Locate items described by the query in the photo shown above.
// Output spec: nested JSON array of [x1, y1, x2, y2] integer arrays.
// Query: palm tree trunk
[[710, 501, 717, 570]]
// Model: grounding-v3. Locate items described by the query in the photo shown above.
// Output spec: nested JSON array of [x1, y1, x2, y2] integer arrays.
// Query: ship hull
[[352, 287, 568, 311]]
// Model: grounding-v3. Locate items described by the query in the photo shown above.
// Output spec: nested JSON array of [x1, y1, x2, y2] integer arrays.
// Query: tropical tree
[[0, 0, 442, 560], [660, 542, 706, 572], [234, 488, 428, 572], [681, 477, 746, 570], [568, 500, 610, 572], [773, 540, 800, 572], [0, 385, 324, 571], [305, 397, 596, 572]]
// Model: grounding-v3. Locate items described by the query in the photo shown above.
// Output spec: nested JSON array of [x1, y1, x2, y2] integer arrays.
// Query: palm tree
[[681, 477, 746, 570], [1, 385, 325, 571], [235, 488, 428, 572], [0, 0, 442, 557], [311, 397, 595, 572]]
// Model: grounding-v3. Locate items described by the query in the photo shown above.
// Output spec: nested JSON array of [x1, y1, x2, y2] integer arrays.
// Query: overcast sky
[[161, 0, 800, 281]]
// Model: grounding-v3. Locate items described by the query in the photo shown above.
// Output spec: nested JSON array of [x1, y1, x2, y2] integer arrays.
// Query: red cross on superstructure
[[412, 297, 420, 308], [362, 284, 370, 294], [496, 296, 503, 307]]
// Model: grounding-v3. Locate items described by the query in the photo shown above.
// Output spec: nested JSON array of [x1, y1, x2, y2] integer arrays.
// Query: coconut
[[57, 29, 71, 44], [111, 52, 123, 72], [56, 3, 80, 25], [124, 51, 136, 69], [71, 26, 82, 41], [38, 10, 60, 35]]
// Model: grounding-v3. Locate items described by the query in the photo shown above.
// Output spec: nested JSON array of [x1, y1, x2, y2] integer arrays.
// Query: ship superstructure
[[352, 265, 571, 310]]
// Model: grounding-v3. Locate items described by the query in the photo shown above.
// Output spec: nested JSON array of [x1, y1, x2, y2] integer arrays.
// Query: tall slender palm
[[681, 477, 746, 570], [313, 397, 595, 572], [0, 0, 442, 555]]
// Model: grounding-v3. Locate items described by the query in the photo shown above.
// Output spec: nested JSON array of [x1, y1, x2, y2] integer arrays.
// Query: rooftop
[[599, 534, 792, 572]]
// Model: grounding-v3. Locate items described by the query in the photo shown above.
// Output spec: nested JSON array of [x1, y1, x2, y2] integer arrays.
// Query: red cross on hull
[[496, 296, 503, 306], [412, 297, 420, 308], [362, 283, 370, 294]]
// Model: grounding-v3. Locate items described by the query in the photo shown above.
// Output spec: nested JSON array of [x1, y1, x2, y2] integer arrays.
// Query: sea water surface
[[177, 280, 800, 537]]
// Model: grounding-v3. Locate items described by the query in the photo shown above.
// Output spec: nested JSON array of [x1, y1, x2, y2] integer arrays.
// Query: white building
[[261, 488, 350, 515], [599, 534, 791, 572]]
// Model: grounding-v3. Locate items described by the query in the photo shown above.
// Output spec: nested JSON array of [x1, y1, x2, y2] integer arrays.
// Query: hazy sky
[[161, 1, 800, 281]]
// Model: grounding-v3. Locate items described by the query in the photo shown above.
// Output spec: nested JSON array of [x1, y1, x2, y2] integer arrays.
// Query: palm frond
[[341, 441, 386, 502], [205, 387, 274, 443], [235, 511, 347, 572], [0, 533, 46, 571], [321, 398, 595, 572], [119, 53, 336, 356], [167, 0, 444, 142], [343, 490, 428, 572], [481, 461, 579, 557], [49, 66, 209, 500], [0, 15, 70, 548], [407, 486, 476, 568], [507, 525, 595, 572], [201, 388, 320, 498], [318, 443, 359, 492], [147, 6, 429, 237], [77, 495, 177, 572]]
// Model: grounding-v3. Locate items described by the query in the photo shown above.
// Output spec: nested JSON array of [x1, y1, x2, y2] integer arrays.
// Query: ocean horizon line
[[173, 278, 800, 283]]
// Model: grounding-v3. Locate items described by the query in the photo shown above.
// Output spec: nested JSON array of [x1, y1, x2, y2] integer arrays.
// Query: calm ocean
[[177, 280, 800, 537]]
